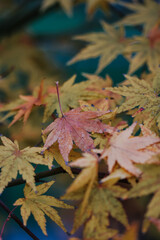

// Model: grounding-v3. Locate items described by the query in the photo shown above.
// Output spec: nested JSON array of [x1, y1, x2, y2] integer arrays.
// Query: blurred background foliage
[[0, 0, 160, 239]]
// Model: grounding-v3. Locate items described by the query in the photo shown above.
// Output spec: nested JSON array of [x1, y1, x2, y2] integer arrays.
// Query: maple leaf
[[116, 0, 160, 34], [44, 142, 82, 178], [14, 181, 73, 235], [68, 22, 128, 73], [43, 107, 114, 162], [9, 81, 44, 127], [0, 136, 51, 194], [81, 74, 122, 111], [101, 168, 132, 185], [0, 81, 45, 127], [43, 75, 94, 122], [66, 153, 98, 217], [126, 35, 160, 74], [126, 163, 160, 232], [41, 0, 73, 16], [63, 184, 128, 239], [108, 74, 160, 129], [99, 123, 160, 176]]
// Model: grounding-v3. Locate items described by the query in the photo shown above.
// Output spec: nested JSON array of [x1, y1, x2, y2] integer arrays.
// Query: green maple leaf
[[63, 184, 128, 239], [107, 74, 160, 129], [126, 36, 160, 74], [126, 162, 160, 232], [68, 22, 128, 73], [116, 0, 160, 34]]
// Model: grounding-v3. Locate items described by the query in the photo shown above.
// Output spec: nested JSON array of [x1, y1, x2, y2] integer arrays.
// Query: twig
[[6, 167, 109, 188], [0, 206, 18, 239], [0, 200, 40, 240], [7, 167, 81, 188]]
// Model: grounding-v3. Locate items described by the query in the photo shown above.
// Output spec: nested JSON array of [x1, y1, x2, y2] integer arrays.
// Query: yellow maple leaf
[[68, 22, 128, 73], [0, 136, 51, 193], [44, 142, 82, 178], [126, 36, 160, 74], [14, 181, 73, 235], [65, 153, 98, 217]]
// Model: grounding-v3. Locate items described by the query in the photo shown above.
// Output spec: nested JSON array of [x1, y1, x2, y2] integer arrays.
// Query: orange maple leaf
[[9, 81, 44, 127], [100, 123, 160, 176], [43, 107, 114, 162]]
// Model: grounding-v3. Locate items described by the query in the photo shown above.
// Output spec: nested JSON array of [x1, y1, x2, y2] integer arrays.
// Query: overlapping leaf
[[44, 142, 82, 178], [43, 107, 114, 162], [68, 22, 128, 73], [108, 74, 160, 129], [99, 123, 160, 176], [14, 181, 73, 235], [63, 183, 128, 239], [126, 162, 160, 232], [0, 136, 51, 193], [43, 75, 95, 122], [0, 81, 45, 127], [116, 0, 160, 34], [126, 35, 160, 74], [80, 74, 122, 111], [67, 153, 98, 215]]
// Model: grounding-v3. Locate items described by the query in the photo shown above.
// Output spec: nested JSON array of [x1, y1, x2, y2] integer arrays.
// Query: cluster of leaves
[[0, 0, 160, 240]]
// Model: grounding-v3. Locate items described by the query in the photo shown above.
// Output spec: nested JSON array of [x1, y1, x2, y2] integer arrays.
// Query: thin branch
[[7, 167, 81, 188], [0, 200, 40, 240], [0, 206, 18, 238], [7, 167, 108, 188]]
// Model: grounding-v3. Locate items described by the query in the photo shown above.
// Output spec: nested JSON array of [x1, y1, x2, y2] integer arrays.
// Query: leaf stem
[[56, 81, 64, 117], [0, 200, 40, 240]]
